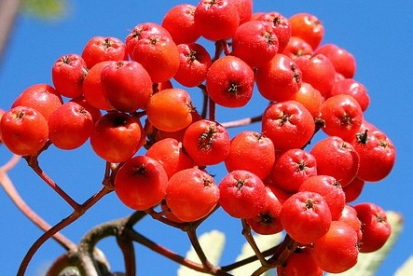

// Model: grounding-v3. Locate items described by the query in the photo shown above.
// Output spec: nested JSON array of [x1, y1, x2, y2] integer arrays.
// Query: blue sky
[[0, 0, 412, 275]]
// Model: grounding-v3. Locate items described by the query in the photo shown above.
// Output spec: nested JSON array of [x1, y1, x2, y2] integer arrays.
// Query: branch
[[24, 154, 80, 209], [0, 0, 23, 66], [17, 185, 112, 276], [221, 115, 263, 128]]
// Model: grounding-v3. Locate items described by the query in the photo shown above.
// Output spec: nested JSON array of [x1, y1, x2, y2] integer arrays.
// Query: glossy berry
[[315, 43, 356, 78], [262, 101, 315, 150], [256, 54, 302, 102], [101, 61, 153, 112], [162, 4, 201, 44], [219, 170, 267, 219], [11, 84, 63, 121], [166, 168, 220, 222], [183, 119, 230, 166], [271, 148, 317, 193], [354, 203, 391, 253], [330, 78, 370, 111], [146, 88, 193, 132], [0, 106, 49, 156], [289, 13, 324, 50], [81, 36, 127, 69], [225, 131, 275, 180], [280, 191, 332, 244], [206, 56, 255, 108], [48, 102, 94, 150], [312, 221, 359, 273], [52, 54, 87, 98], [114, 156, 169, 210], [194, 0, 240, 41], [256, 11, 291, 53], [90, 112, 142, 163]]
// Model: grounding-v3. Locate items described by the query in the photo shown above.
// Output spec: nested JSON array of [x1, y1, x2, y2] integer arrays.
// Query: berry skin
[[11, 84, 63, 121], [130, 27, 180, 83], [271, 148, 317, 193], [315, 43, 356, 78], [162, 4, 201, 44], [206, 56, 255, 108], [310, 136, 360, 187], [166, 168, 220, 222], [82, 61, 113, 111], [277, 248, 323, 276], [194, 0, 240, 41], [351, 129, 396, 182], [262, 101, 315, 150], [280, 191, 332, 245], [183, 119, 230, 166], [256, 11, 291, 53], [81, 36, 127, 69], [281, 36, 313, 59], [320, 94, 364, 141], [231, 20, 279, 68], [48, 102, 94, 150], [246, 186, 283, 235], [145, 138, 194, 179], [0, 106, 49, 156], [354, 203, 391, 253], [256, 54, 302, 102], [101, 61, 153, 112], [219, 170, 267, 219], [299, 175, 346, 220], [90, 112, 142, 163], [225, 131, 275, 180], [330, 78, 370, 111], [312, 221, 359, 273], [294, 54, 336, 97], [114, 156, 169, 211], [289, 13, 324, 50], [52, 54, 88, 98], [287, 82, 324, 119], [174, 43, 212, 88], [146, 88, 193, 132]]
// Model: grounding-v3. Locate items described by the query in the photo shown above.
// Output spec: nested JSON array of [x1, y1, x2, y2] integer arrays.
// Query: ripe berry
[[289, 13, 324, 50], [280, 191, 332, 244], [0, 106, 49, 156], [162, 4, 201, 44], [11, 84, 63, 121], [183, 119, 230, 166], [48, 102, 94, 150], [52, 54, 87, 98], [315, 43, 356, 78], [262, 101, 315, 150], [312, 221, 359, 273], [81, 36, 127, 69], [166, 168, 220, 222], [114, 156, 168, 210], [219, 170, 267, 219], [90, 112, 142, 163], [206, 56, 255, 108]]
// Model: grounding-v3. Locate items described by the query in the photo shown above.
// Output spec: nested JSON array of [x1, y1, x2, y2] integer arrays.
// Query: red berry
[[315, 43, 356, 78], [206, 56, 255, 108], [52, 54, 87, 98], [262, 101, 315, 150], [166, 168, 219, 222], [280, 191, 332, 244], [219, 170, 267, 219], [48, 102, 94, 150], [81, 36, 127, 69], [162, 4, 201, 44], [1, 106, 49, 156], [289, 13, 324, 50], [115, 156, 168, 210]]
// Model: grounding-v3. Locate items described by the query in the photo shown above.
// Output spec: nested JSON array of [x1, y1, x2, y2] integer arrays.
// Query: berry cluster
[[0, 0, 396, 274]]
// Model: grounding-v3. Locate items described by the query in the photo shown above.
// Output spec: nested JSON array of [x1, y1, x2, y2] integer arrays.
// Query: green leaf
[[22, 0, 69, 20], [177, 230, 225, 276], [395, 255, 413, 276], [326, 211, 403, 276], [230, 233, 283, 276]]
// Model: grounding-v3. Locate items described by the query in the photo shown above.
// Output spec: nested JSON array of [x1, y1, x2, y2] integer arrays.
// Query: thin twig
[[0, 0, 23, 67], [17, 185, 112, 276], [24, 155, 80, 209], [221, 115, 263, 128], [241, 219, 268, 266]]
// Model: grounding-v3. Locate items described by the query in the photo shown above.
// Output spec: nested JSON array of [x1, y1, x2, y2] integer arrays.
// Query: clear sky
[[0, 0, 412, 275]]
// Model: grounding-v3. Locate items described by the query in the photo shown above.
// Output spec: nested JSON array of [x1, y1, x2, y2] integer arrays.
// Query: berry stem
[[241, 219, 269, 267], [0, 154, 76, 250]]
